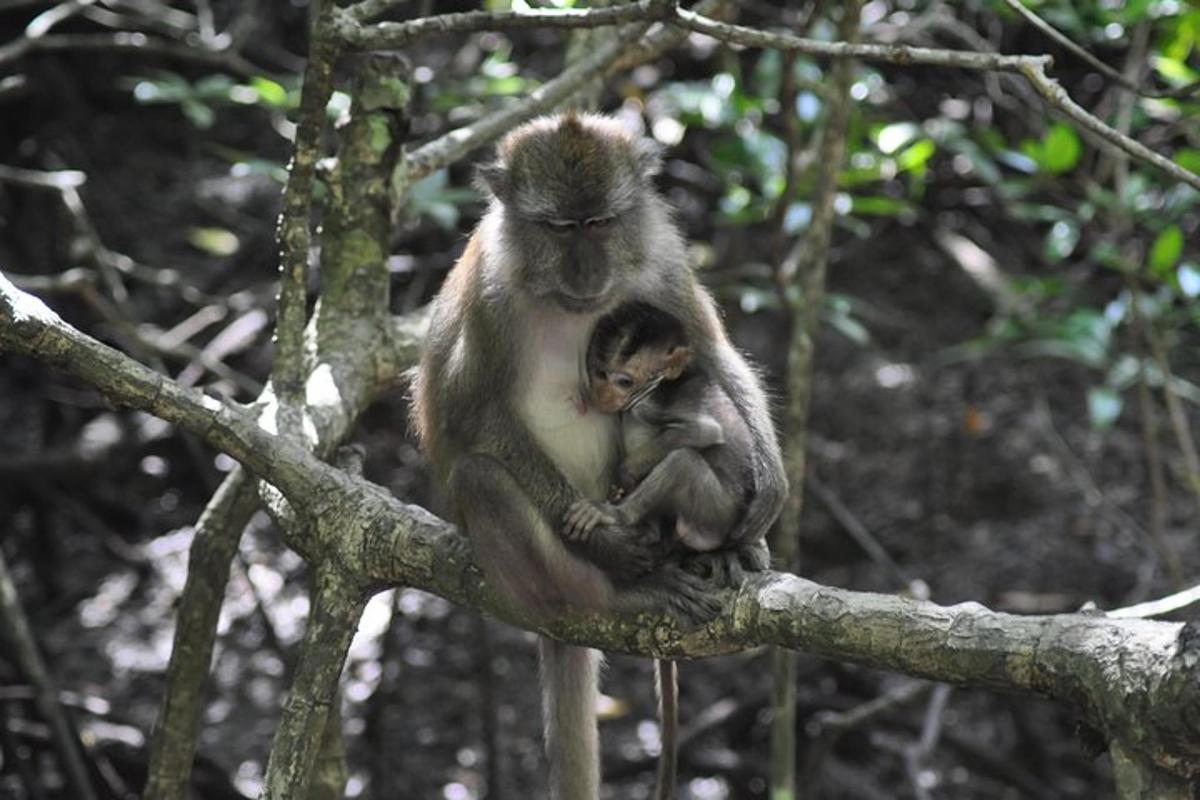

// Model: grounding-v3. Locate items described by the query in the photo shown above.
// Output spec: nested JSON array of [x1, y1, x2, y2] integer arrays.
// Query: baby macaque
[[564, 302, 754, 553]]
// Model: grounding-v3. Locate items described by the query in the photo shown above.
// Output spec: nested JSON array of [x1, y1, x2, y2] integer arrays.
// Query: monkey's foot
[[682, 542, 768, 588], [563, 500, 619, 541], [656, 565, 723, 626]]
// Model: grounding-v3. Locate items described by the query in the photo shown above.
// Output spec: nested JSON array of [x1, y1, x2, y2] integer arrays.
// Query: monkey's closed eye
[[585, 216, 613, 229], [544, 219, 578, 233]]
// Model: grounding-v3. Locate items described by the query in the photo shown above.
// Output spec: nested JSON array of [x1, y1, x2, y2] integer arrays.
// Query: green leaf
[[896, 139, 936, 173], [849, 195, 912, 216], [251, 77, 289, 108], [1087, 387, 1123, 430], [1148, 225, 1183, 278], [1174, 148, 1200, 176], [1041, 123, 1081, 173], [187, 226, 240, 256], [1154, 55, 1200, 86]]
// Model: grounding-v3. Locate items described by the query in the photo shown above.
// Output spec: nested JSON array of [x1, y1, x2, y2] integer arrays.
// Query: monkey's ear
[[634, 138, 665, 178], [663, 345, 691, 380], [474, 161, 510, 201]]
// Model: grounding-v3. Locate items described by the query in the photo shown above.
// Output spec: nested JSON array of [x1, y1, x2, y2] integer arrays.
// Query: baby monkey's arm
[[619, 410, 724, 487]]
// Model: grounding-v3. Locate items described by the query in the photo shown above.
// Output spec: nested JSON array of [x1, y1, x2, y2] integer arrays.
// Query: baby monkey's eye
[[584, 216, 613, 229], [613, 375, 635, 390], [544, 219, 578, 233]]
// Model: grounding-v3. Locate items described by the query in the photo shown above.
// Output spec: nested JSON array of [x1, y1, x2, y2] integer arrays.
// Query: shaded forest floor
[[2, 24, 1196, 800]]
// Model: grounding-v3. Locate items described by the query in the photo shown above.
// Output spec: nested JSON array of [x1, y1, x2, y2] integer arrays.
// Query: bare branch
[[1017, 61, 1200, 191], [0, 31, 259, 77], [1109, 584, 1200, 619], [337, 0, 672, 46], [405, 21, 651, 182], [608, 0, 732, 72], [672, 7, 1200, 191], [24, 0, 95, 39], [673, 7, 1051, 71], [272, 2, 339, 422], [1000, 0, 1199, 100], [0, 548, 98, 800], [143, 467, 259, 800]]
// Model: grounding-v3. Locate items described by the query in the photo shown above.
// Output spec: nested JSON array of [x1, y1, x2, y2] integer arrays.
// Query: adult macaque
[[411, 113, 786, 800]]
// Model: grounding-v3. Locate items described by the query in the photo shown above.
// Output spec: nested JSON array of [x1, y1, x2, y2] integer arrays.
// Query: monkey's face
[[588, 345, 688, 414], [477, 113, 664, 313]]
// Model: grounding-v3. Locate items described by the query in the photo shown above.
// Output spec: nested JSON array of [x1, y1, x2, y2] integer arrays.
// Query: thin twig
[[800, 681, 932, 794], [1017, 61, 1200, 191], [0, 31, 259, 77], [1001, 0, 1199, 100], [272, 0, 339, 423], [25, 0, 96, 39], [808, 473, 914, 590], [673, 8, 1200, 191], [674, 7, 1051, 71], [609, 0, 732, 72], [1142, 319, 1200, 498], [771, 5, 860, 796], [1109, 583, 1200, 619], [340, 0, 671, 32], [405, 22, 651, 182], [0, 549, 99, 800]]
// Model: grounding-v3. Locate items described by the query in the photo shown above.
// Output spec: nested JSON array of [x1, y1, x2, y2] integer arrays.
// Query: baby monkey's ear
[[662, 346, 691, 380]]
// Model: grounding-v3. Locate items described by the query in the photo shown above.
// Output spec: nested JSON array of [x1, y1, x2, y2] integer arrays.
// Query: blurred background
[[1, 1, 1198, 797]]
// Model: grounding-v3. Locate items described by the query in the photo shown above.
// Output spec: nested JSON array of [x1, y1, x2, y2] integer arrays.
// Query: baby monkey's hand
[[563, 500, 620, 541]]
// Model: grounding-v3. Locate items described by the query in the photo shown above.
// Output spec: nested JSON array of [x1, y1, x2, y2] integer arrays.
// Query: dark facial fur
[[476, 112, 665, 312]]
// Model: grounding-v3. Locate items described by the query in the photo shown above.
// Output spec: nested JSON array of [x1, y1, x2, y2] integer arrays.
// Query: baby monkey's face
[[588, 345, 691, 414]]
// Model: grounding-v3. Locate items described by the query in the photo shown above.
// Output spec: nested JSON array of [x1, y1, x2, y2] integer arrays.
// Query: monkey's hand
[[576, 522, 664, 576], [563, 500, 620, 542]]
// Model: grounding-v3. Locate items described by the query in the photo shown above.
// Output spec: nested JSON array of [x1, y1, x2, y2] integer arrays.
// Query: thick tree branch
[[3, 274, 1199, 786]]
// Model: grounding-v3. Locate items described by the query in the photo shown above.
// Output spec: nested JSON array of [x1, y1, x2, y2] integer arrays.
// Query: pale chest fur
[[513, 309, 617, 500]]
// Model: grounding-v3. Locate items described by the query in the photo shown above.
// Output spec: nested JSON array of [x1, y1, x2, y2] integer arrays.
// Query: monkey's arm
[[471, 404, 665, 572], [619, 411, 724, 488]]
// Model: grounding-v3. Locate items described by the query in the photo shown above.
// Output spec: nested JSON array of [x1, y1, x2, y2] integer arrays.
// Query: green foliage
[[1020, 123, 1082, 175], [1148, 225, 1184, 279], [124, 70, 297, 129], [406, 171, 480, 231]]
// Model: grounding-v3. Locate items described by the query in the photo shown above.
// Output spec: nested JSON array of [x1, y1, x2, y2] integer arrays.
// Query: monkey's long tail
[[541, 639, 601, 800], [655, 659, 678, 800]]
